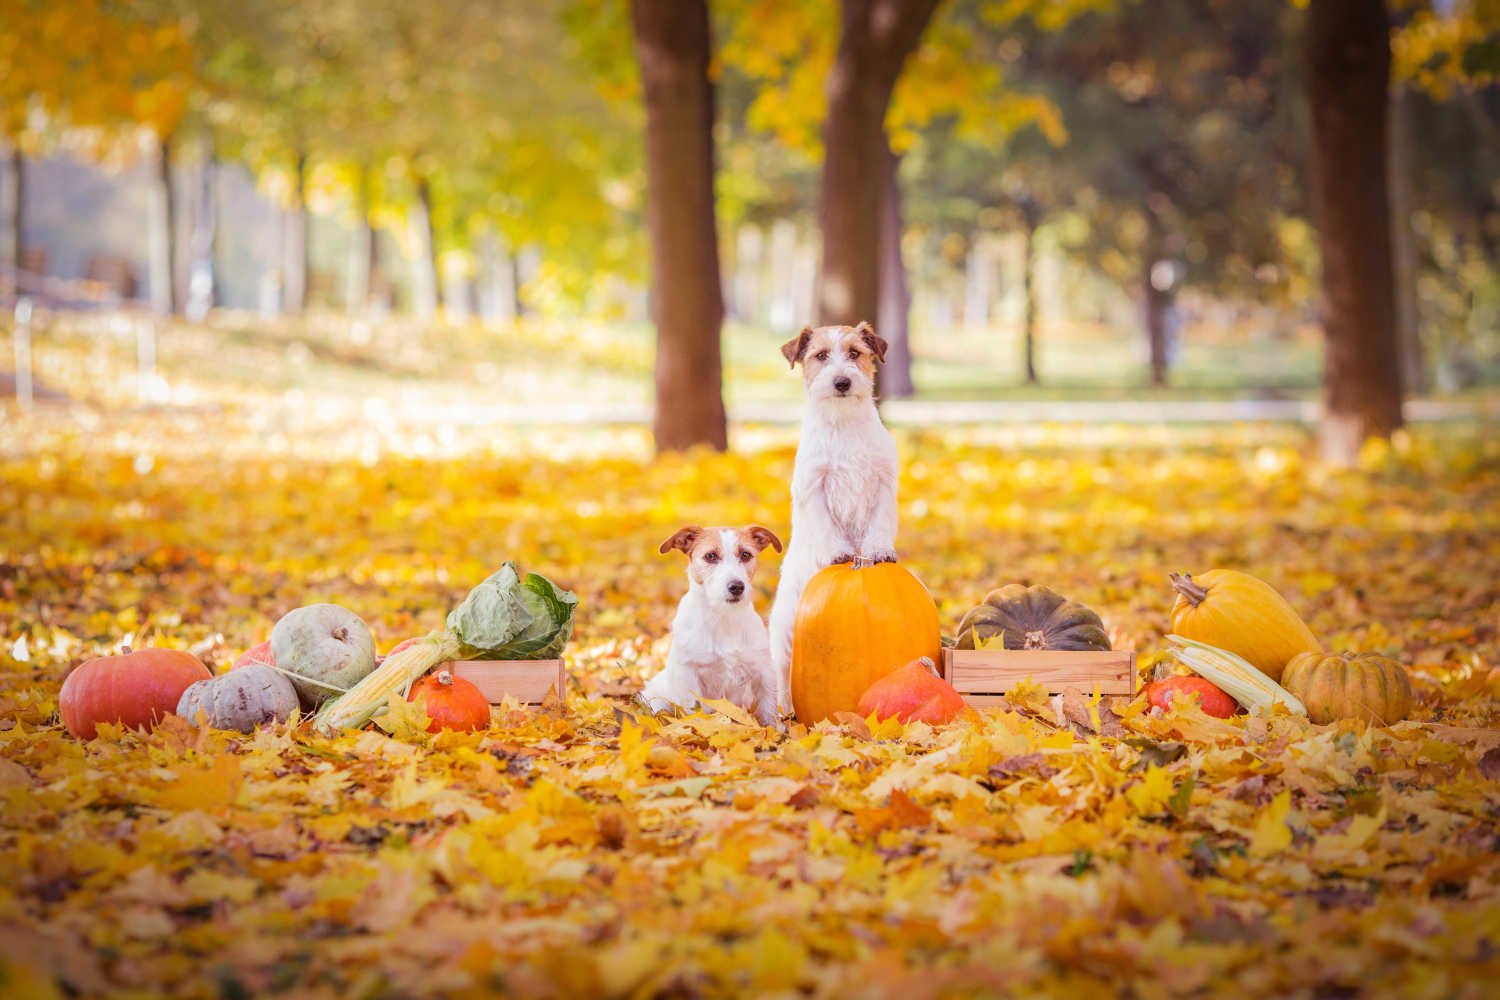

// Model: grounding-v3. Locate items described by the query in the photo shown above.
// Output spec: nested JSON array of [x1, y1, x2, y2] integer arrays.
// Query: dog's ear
[[659, 526, 701, 555], [744, 525, 783, 554], [780, 327, 813, 368], [855, 321, 888, 364]]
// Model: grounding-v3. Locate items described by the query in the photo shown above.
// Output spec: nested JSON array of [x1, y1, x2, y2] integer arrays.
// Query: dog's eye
[[847, 348, 860, 360], [738, 550, 752, 562], [815, 350, 830, 362], [703, 551, 719, 563]]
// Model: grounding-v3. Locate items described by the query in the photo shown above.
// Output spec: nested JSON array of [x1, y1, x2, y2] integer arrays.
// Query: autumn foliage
[[2, 408, 1498, 997]]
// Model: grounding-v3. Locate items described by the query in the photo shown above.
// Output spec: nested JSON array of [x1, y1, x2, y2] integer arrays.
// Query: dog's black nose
[[727, 580, 745, 597], [833, 376, 852, 393]]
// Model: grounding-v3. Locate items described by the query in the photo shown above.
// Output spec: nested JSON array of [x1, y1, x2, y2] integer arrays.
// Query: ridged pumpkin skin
[[1168, 570, 1320, 681], [955, 584, 1110, 651], [1281, 652, 1412, 725], [791, 562, 942, 724], [59, 647, 212, 740]]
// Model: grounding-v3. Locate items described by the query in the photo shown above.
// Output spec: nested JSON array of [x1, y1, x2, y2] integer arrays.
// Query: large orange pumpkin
[[791, 561, 942, 723], [59, 646, 212, 739]]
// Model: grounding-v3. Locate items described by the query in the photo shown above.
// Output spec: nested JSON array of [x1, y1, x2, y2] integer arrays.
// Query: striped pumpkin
[[1168, 570, 1321, 682], [1280, 651, 1413, 725]]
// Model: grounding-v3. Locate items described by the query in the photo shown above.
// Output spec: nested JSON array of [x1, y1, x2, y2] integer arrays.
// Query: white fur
[[643, 528, 781, 726], [768, 327, 898, 705]]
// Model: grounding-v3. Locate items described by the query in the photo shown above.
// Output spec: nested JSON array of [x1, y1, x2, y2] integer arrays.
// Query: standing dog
[[767, 321, 899, 700], [643, 525, 784, 726]]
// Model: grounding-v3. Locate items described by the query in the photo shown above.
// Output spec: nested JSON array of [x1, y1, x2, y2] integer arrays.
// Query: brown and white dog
[[767, 322, 899, 705], [642, 525, 783, 726]]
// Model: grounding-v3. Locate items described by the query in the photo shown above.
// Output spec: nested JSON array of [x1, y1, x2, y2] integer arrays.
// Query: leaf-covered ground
[[2, 405, 1499, 998]]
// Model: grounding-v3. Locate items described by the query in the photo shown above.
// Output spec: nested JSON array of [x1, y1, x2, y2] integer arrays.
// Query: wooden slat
[[943, 649, 1137, 697], [448, 659, 565, 705]]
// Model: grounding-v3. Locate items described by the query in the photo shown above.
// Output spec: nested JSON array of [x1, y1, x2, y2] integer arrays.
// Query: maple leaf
[[852, 789, 932, 837], [372, 691, 432, 742], [1249, 790, 1295, 858]]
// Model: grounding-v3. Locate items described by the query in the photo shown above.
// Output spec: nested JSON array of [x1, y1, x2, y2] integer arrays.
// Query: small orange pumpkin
[[791, 561, 942, 724], [856, 656, 966, 725], [59, 646, 212, 739], [1280, 651, 1413, 725], [408, 669, 491, 732], [1142, 675, 1238, 718]]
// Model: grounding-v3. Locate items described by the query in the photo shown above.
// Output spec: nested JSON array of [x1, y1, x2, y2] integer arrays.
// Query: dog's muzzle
[[726, 580, 745, 601]]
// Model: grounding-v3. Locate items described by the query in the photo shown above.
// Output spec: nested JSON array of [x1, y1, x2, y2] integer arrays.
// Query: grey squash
[[176, 664, 300, 732]]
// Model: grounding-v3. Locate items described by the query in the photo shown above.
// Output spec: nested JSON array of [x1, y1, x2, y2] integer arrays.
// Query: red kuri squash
[[59, 646, 212, 739], [1142, 675, 1238, 719], [408, 669, 491, 732], [856, 656, 966, 725]]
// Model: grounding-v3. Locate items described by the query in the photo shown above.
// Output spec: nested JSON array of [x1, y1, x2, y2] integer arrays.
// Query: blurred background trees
[[1, 0, 1497, 460]]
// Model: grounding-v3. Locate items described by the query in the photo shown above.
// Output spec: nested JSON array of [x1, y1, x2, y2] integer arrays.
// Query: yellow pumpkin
[[1281, 651, 1413, 725], [1168, 570, 1320, 681], [791, 561, 942, 724]]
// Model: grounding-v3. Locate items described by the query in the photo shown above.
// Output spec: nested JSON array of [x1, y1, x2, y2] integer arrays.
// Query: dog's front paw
[[830, 553, 858, 567], [869, 550, 898, 564]]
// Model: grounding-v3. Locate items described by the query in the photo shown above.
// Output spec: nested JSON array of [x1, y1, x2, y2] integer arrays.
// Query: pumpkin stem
[[436, 669, 454, 686], [917, 656, 938, 678], [121, 644, 132, 655], [1023, 630, 1048, 650], [1169, 572, 1209, 607]]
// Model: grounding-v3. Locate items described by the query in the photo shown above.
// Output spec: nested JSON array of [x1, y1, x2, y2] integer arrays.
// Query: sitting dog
[[642, 524, 784, 726], [767, 321, 898, 701]]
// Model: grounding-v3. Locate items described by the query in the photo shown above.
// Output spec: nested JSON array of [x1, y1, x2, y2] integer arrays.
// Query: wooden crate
[[448, 659, 566, 705], [942, 648, 1137, 707]]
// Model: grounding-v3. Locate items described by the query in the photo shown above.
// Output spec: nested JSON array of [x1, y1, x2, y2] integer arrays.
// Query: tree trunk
[[511, 247, 527, 317], [283, 151, 308, 314], [1144, 257, 1171, 389], [1022, 212, 1039, 385], [816, 0, 940, 336], [733, 224, 764, 325], [1306, 0, 1403, 464], [185, 137, 217, 320], [877, 142, 914, 398], [346, 166, 374, 312], [1387, 85, 1425, 394], [409, 173, 439, 322], [964, 239, 990, 328], [767, 220, 798, 328], [3, 146, 20, 297], [147, 136, 178, 315], [442, 254, 472, 324], [476, 228, 517, 326], [630, 0, 727, 452]]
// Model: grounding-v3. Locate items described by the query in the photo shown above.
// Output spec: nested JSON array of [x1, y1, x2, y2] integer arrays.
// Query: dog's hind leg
[[767, 559, 809, 704]]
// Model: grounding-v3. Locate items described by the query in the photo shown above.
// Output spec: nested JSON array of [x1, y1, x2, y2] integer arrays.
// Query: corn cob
[[1166, 634, 1308, 717], [313, 631, 464, 732]]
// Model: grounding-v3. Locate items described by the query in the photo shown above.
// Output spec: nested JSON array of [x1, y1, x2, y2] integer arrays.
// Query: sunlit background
[[2, 0, 1496, 456]]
